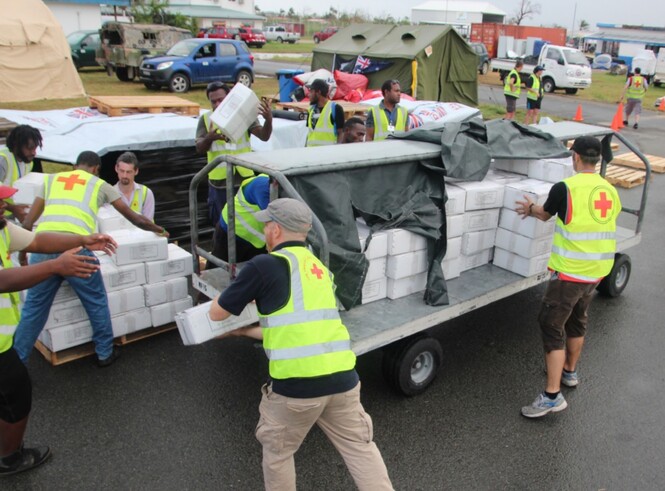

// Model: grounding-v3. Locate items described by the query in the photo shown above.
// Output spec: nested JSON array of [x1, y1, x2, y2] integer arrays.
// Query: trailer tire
[[542, 77, 555, 93], [597, 253, 631, 297], [565, 88, 578, 95], [382, 335, 442, 396]]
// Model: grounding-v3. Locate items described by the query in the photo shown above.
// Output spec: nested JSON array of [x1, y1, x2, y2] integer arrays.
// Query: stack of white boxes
[[38, 229, 194, 353], [442, 184, 466, 281], [451, 179, 504, 273], [357, 220, 388, 304], [385, 228, 429, 300]]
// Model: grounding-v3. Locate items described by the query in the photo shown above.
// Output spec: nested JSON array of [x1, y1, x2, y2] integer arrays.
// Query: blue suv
[[139, 38, 254, 93]]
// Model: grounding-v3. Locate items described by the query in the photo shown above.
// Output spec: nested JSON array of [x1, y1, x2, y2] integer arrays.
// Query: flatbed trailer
[[188, 122, 650, 396]]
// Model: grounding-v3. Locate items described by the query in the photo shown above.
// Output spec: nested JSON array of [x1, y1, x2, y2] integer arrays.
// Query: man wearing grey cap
[[515, 136, 622, 418], [209, 198, 392, 490]]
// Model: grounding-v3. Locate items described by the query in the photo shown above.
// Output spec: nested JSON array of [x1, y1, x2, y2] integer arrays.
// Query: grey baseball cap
[[254, 198, 313, 233]]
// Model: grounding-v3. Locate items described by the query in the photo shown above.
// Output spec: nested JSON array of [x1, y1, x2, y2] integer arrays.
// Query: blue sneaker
[[521, 392, 568, 418], [561, 370, 579, 388]]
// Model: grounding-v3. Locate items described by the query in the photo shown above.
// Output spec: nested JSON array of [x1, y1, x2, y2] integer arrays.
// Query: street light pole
[[571, 1, 577, 41]]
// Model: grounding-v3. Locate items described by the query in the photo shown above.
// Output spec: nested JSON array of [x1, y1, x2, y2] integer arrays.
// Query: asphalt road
[[9, 74, 665, 489]]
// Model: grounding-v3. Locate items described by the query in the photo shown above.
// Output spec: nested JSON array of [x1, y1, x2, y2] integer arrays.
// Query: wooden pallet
[[596, 163, 648, 189], [89, 96, 200, 117], [35, 323, 177, 366], [611, 152, 665, 173]]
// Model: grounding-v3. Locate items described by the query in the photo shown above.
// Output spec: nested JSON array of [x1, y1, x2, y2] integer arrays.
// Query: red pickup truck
[[313, 27, 339, 44], [197, 26, 239, 40]]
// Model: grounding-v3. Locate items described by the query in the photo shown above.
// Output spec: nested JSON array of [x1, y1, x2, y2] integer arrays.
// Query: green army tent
[[311, 23, 478, 105]]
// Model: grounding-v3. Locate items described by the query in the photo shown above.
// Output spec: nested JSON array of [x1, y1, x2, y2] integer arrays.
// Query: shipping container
[[470, 23, 567, 58]]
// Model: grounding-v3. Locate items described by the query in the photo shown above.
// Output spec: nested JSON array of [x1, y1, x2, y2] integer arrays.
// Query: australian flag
[[352, 56, 393, 74]]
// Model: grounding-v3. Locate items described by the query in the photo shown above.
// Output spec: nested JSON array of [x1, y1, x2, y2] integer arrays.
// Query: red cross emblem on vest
[[634, 77, 642, 88], [594, 191, 613, 219], [310, 264, 324, 280], [57, 173, 87, 191]]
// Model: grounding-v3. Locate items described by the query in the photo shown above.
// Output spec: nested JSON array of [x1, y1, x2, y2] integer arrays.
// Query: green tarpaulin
[[311, 23, 478, 106]]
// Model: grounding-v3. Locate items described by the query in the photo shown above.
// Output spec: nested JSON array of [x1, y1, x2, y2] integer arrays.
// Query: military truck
[[96, 22, 192, 82]]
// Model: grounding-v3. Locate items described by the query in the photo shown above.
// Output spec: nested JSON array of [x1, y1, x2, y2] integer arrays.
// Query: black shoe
[[97, 347, 119, 368], [0, 446, 51, 477], [622, 120, 628, 125], [633, 123, 638, 129]]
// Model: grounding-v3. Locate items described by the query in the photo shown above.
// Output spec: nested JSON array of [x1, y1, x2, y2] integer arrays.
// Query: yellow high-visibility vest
[[370, 104, 408, 140], [626, 75, 647, 100], [527, 74, 542, 101], [306, 101, 337, 147], [203, 112, 254, 181], [504, 69, 521, 97], [548, 172, 622, 282], [36, 170, 103, 236], [0, 147, 33, 205], [0, 227, 21, 353], [260, 246, 356, 380], [221, 174, 267, 249]]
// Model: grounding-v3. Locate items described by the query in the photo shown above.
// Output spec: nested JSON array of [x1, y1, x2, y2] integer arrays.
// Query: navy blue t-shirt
[[217, 241, 359, 398]]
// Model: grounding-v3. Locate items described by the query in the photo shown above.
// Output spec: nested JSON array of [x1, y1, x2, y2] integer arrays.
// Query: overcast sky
[[255, 0, 664, 34]]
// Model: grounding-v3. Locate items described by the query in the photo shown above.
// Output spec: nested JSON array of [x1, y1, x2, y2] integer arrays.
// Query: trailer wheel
[[565, 88, 578, 95], [382, 335, 443, 396], [597, 253, 631, 297]]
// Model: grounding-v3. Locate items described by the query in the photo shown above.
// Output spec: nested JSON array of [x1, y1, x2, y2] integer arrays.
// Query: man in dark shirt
[[209, 198, 392, 490]]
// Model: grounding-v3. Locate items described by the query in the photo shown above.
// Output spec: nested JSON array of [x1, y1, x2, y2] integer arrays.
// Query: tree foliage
[[509, 0, 541, 26], [131, 0, 198, 34]]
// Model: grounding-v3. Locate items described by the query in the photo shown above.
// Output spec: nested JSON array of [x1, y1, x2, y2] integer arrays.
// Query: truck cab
[[539, 45, 592, 94]]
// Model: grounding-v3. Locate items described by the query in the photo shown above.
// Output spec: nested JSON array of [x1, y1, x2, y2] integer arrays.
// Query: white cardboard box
[[108, 286, 146, 316], [387, 272, 428, 299], [97, 205, 136, 233], [494, 228, 553, 258], [175, 301, 259, 345], [12, 172, 44, 206], [460, 248, 492, 272], [463, 208, 500, 232], [454, 180, 505, 211], [446, 214, 465, 238], [484, 168, 525, 185], [493, 248, 551, 277], [499, 208, 556, 239], [144, 243, 193, 283], [99, 254, 147, 292], [53, 282, 77, 304], [387, 229, 427, 256], [386, 249, 428, 280], [445, 184, 466, 216], [441, 257, 462, 280], [112, 307, 152, 337], [492, 158, 531, 175], [362, 277, 387, 304], [462, 229, 497, 255], [528, 158, 574, 183], [366, 256, 387, 282], [143, 277, 189, 307], [210, 83, 260, 142], [150, 296, 193, 327], [445, 236, 462, 260], [357, 221, 388, 259], [502, 178, 553, 210], [108, 229, 168, 266]]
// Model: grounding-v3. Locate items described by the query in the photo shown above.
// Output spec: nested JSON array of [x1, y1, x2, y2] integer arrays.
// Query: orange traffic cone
[[659, 98, 665, 112], [610, 111, 620, 131], [616, 102, 625, 129], [573, 104, 584, 122]]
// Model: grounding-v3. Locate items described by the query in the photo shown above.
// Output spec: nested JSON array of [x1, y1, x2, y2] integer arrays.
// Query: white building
[[166, 0, 265, 28], [411, 0, 506, 38], [45, 0, 130, 34]]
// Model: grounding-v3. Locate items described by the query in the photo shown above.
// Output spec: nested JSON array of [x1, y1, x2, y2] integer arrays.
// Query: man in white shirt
[[113, 152, 155, 220]]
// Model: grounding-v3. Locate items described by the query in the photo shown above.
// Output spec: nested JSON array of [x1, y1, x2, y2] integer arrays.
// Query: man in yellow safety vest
[[114, 151, 155, 220], [209, 198, 393, 490], [525, 65, 544, 125], [504, 60, 523, 120], [0, 125, 42, 223], [14, 151, 167, 367], [619, 67, 648, 130], [306, 79, 345, 147], [516, 136, 621, 418], [366, 79, 408, 141], [195, 82, 273, 225], [0, 183, 117, 476]]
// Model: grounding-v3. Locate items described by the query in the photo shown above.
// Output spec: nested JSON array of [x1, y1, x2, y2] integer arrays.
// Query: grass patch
[[480, 69, 664, 110], [260, 40, 315, 54]]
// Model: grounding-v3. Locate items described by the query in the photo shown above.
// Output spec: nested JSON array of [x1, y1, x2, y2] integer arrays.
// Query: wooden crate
[[596, 163, 649, 189], [89, 96, 200, 117], [34, 323, 177, 366], [611, 152, 665, 174]]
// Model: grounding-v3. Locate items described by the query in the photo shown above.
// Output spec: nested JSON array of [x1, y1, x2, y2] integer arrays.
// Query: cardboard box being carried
[[12, 172, 44, 206], [175, 301, 259, 345], [97, 205, 136, 234], [108, 229, 168, 266], [209, 83, 260, 142], [502, 178, 553, 210]]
